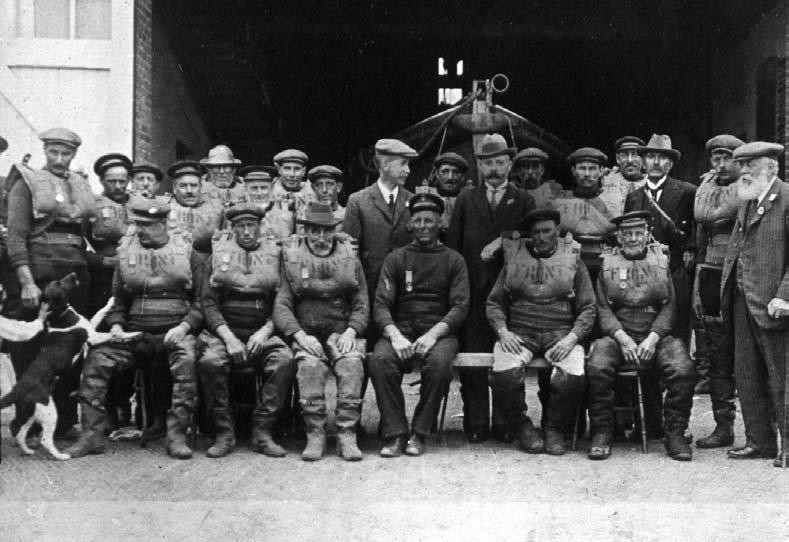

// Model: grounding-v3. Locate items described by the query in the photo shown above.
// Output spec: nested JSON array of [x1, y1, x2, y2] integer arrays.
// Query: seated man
[[66, 200, 204, 459], [487, 209, 596, 455], [586, 211, 696, 461], [198, 203, 295, 458], [368, 193, 470, 457], [273, 203, 368, 461]]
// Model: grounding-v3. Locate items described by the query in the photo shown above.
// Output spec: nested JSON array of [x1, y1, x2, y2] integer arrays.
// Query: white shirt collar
[[646, 175, 667, 191], [485, 180, 508, 192], [757, 176, 778, 205], [377, 179, 399, 202]]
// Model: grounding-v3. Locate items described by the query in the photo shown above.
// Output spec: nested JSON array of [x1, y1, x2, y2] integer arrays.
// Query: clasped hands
[[498, 328, 578, 365], [386, 324, 442, 361], [614, 329, 659, 365]]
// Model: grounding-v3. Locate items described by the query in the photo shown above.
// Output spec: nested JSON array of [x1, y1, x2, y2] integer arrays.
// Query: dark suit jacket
[[342, 181, 414, 302], [446, 183, 535, 350], [625, 177, 697, 271], [721, 179, 789, 331]]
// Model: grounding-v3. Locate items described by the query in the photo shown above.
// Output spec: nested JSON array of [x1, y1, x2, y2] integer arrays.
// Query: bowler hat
[[475, 134, 516, 159], [297, 202, 342, 228], [637, 134, 681, 162]]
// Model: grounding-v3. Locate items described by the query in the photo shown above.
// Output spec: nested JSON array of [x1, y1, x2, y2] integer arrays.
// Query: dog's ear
[[59, 272, 79, 295]]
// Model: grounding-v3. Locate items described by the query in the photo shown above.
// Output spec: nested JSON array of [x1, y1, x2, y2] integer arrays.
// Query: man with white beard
[[720, 141, 789, 467]]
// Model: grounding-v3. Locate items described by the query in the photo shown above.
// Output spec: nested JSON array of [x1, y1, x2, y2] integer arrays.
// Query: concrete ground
[[1, 359, 788, 542]]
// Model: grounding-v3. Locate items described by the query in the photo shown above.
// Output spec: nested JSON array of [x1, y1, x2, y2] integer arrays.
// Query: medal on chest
[[618, 267, 628, 290], [405, 269, 413, 292]]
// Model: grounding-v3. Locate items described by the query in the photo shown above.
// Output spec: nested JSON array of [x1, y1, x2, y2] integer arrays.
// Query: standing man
[[721, 141, 789, 467], [308, 165, 346, 226], [487, 209, 596, 455], [693, 134, 744, 448], [343, 138, 417, 337], [268, 149, 316, 237], [130, 161, 164, 199], [198, 203, 295, 458], [431, 152, 468, 233], [512, 147, 562, 208], [65, 199, 204, 459], [368, 193, 469, 457], [274, 203, 368, 461], [200, 145, 246, 207], [625, 134, 696, 342], [586, 211, 696, 461], [165, 161, 224, 253], [5, 128, 95, 437], [447, 133, 535, 442], [600, 136, 648, 218]]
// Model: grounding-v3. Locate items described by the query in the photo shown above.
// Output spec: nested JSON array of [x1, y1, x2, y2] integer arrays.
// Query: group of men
[[0, 125, 786, 468]]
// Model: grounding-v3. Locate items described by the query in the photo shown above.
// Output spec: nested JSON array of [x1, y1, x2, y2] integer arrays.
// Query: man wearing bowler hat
[[512, 147, 562, 208], [447, 133, 535, 443], [600, 136, 648, 217], [201, 145, 246, 207], [368, 192, 469, 457]]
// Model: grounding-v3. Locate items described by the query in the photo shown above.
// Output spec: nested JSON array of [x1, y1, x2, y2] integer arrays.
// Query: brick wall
[[133, 0, 153, 162]]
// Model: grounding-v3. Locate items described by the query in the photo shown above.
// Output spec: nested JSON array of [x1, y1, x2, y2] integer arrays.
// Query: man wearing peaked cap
[[240, 165, 277, 207], [692, 134, 744, 447], [446, 133, 535, 443], [201, 145, 245, 207], [196, 201, 295, 459], [309, 165, 346, 227], [66, 185, 207, 460], [600, 136, 648, 217], [268, 149, 316, 239], [131, 161, 164, 199], [512, 148, 562, 207], [368, 185, 469, 457], [343, 138, 416, 346], [4, 126, 94, 438], [625, 133, 697, 344], [586, 210, 696, 461], [164, 160, 223, 253], [721, 141, 789, 467]]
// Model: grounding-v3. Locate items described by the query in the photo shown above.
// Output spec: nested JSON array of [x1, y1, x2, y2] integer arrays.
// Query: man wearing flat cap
[[447, 133, 535, 443], [164, 161, 224, 254], [625, 134, 696, 342], [4, 127, 95, 438], [130, 161, 164, 199], [550, 147, 615, 285], [309, 165, 346, 227], [600, 136, 648, 217], [198, 203, 295, 458], [416, 152, 469, 239], [692, 134, 744, 448], [721, 141, 789, 467], [369, 192, 469, 457], [512, 147, 562, 207], [344, 138, 417, 342], [268, 149, 316, 238], [66, 199, 206, 459], [586, 211, 696, 461], [487, 208, 595, 455], [200, 145, 246, 207], [274, 203, 369, 461]]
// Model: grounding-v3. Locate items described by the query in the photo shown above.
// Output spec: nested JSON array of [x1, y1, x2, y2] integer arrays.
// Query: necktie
[[388, 193, 395, 218], [488, 188, 500, 209], [650, 188, 660, 202]]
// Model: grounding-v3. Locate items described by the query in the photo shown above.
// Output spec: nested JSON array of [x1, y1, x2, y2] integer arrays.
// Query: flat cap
[[434, 152, 469, 171], [637, 134, 681, 161], [166, 160, 204, 180], [225, 202, 265, 223], [611, 210, 651, 228], [475, 133, 517, 159], [614, 136, 644, 152], [521, 208, 561, 229], [239, 165, 277, 182], [513, 147, 549, 165], [273, 149, 308, 166], [93, 153, 132, 176], [732, 141, 785, 161], [39, 127, 81, 149], [0, 136, 7, 153], [308, 165, 344, 182], [705, 134, 745, 155], [407, 192, 445, 215], [128, 199, 170, 223], [201, 144, 241, 166], [567, 147, 608, 165], [375, 139, 418, 159], [132, 161, 163, 181]]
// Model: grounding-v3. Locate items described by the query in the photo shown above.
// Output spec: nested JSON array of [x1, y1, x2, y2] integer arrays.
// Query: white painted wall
[[0, 0, 135, 192]]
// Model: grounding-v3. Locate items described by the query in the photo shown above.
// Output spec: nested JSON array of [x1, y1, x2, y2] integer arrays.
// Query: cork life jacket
[[599, 171, 645, 218], [600, 243, 670, 308], [166, 197, 224, 248], [261, 198, 296, 239], [550, 195, 615, 241], [282, 233, 358, 298], [92, 195, 132, 242], [209, 231, 281, 294], [502, 232, 579, 302], [201, 179, 247, 207], [525, 180, 562, 210], [117, 229, 193, 294], [12, 163, 96, 223], [694, 174, 739, 265]]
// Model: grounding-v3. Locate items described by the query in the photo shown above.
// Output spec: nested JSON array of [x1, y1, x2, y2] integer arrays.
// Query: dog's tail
[[0, 386, 20, 409]]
